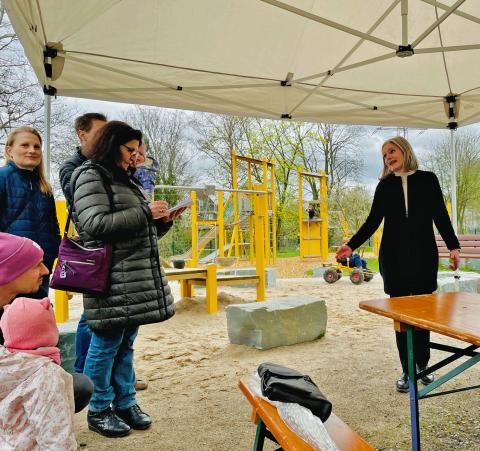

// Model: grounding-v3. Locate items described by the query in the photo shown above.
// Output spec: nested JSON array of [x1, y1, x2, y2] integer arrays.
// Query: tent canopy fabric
[[4, 0, 480, 129]]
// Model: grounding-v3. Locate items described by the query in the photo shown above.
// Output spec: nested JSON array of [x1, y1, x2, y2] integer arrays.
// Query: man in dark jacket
[[59, 113, 107, 206], [59, 113, 107, 375]]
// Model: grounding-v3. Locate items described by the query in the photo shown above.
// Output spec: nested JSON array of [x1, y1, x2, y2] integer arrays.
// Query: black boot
[[417, 365, 434, 385], [115, 404, 152, 430], [87, 407, 131, 437], [396, 372, 409, 392]]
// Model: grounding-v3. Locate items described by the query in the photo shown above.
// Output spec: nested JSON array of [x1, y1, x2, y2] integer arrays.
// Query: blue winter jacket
[[0, 161, 61, 271]]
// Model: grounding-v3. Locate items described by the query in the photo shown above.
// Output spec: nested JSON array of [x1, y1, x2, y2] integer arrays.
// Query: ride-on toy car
[[323, 258, 374, 285]]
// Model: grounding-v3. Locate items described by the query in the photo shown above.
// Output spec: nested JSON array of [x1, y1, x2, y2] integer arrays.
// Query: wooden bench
[[165, 266, 261, 314], [239, 378, 374, 451], [436, 234, 480, 259]]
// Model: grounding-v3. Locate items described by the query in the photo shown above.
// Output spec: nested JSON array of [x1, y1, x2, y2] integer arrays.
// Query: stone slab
[[196, 267, 277, 288], [312, 266, 327, 277], [226, 296, 326, 350], [467, 259, 480, 270], [58, 321, 77, 374], [437, 271, 480, 293]]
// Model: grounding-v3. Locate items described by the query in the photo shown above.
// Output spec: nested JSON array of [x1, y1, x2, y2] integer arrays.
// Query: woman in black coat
[[336, 136, 460, 392], [71, 121, 177, 438]]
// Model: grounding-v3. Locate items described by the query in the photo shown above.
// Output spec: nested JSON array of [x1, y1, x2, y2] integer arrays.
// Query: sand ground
[[69, 257, 480, 450]]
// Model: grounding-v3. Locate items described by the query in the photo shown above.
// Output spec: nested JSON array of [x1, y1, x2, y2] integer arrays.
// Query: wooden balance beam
[[165, 265, 261, 314], [239, 378, 374, 451]]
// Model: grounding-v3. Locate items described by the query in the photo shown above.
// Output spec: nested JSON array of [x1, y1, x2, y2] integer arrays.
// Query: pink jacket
[[0, 347, 77, 450]]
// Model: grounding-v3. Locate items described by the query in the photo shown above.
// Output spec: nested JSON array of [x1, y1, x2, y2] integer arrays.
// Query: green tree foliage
[[423, 133, 480, 232]]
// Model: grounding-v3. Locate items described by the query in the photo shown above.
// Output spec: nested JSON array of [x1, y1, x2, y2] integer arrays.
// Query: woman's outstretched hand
[[336, 244, 353, 260], [449, 249, 461, 270]]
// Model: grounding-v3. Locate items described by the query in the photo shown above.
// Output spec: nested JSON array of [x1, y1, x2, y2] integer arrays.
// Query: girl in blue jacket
[[0, 127, 60, 296]]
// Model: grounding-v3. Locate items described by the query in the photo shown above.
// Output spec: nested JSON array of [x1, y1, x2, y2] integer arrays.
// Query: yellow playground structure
[[297, 169, 328, 261]]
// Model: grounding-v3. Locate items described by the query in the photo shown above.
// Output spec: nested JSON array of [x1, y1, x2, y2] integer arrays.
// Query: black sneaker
[[396, 372, 409, 392], [87, 407, 131, 437], [115, 404, 152, 430]]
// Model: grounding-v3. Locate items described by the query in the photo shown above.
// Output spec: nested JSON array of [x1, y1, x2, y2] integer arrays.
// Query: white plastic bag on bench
[[248, 374, 339, 451]]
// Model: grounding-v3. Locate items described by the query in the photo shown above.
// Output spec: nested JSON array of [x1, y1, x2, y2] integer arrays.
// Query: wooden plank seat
[[165, 265, 261, 314], [191, 274, 260, 286], [165, 267, 207, 280], [436, 235, 480, 259], [239, 378, 374, 451]]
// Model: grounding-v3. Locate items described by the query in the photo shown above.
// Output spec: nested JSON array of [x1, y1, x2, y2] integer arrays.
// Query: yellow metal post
[[191, 191, 198, 267], [54, 290, 69, 323], [231, 149, 240, 258], [217, 191, 225, 257], [254, 186, 266, 301], [262, 158, 270, 264], [298, 169, 304, 260], [270, 162, 277, 264], [247, 162, 255, 264], [320, 171, 329, 261], [374, 227, 382, 257], [205, 263, 218, 314], [54, 200, 70, 323]]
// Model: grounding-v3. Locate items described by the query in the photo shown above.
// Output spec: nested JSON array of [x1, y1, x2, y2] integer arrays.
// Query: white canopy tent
[[5, 0, 480, 231]]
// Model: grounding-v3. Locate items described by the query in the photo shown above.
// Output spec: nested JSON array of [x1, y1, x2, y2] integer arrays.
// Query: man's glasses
[[122, 144, 138, 154]]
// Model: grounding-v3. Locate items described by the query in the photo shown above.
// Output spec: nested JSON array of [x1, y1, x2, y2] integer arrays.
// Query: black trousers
[[390, 290, 432, 373], [72, 372, 94, 413], [395, 329, 430, 372]]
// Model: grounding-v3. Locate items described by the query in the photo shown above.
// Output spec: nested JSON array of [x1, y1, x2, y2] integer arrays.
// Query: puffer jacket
[[71, 161, 175, 332], [0, 161, 60, 271], [59, 147, 87, 207]]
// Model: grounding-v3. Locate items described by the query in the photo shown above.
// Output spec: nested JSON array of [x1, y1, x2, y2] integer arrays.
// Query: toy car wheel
[[336, 269, 342, 280], [350, 269, 364, 285], [323, 268, 339, 284], [364, 270, 374, 282]]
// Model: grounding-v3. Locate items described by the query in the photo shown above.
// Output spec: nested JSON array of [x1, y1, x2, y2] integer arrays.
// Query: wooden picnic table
[[360, 292, 480, 451]]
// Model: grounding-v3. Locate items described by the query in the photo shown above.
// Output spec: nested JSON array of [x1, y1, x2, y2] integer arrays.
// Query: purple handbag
[[50, 179, 113, 295], [50, 236, 112, 295]]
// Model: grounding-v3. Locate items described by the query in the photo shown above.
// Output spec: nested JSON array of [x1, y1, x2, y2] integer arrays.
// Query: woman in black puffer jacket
[[71, 121, 175, 438]]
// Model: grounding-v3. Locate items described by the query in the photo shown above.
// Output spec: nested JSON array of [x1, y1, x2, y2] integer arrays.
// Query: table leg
[[253, 420, 266, 451], [407, 325, 421, 451]]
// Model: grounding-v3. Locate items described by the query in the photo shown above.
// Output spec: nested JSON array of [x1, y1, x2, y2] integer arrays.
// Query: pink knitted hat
[[1, 297, 60, 365], [0, 233, 44, 285]]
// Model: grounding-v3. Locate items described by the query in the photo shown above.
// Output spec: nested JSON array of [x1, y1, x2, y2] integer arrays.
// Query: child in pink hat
[[1, 297, 61, 365]]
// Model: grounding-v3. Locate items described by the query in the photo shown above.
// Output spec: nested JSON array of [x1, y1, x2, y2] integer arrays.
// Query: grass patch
[[277, 249, 300, 258], [365, 257, 379, 272]]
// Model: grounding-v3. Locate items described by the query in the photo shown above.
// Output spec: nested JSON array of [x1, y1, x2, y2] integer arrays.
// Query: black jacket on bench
[[348, 170, 460, 295]]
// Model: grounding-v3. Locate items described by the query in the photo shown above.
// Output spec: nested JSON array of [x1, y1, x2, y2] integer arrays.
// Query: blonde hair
[[380, 136, 419, 179], [4, 127, 53, 195]]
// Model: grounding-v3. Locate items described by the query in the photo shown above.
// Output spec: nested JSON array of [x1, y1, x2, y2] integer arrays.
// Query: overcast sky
[[65, 97, 480, 191]]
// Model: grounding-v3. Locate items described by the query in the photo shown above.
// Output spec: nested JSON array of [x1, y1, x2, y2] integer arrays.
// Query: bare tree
[[0, 5, 45, 141], [423, 132, 480, 232], [300, 123, 364, 194], [191, 113, 253, 186], [124, 105, 196, 188]]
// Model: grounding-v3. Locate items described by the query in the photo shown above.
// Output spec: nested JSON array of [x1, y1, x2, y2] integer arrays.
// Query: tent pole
[[44, 94, 52, 181], [450, 128, 458, 233]]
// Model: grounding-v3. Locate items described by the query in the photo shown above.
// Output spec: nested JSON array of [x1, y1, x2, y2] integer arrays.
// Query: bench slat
[[239, 379, 374, 451], [436, 235, 480, 259]]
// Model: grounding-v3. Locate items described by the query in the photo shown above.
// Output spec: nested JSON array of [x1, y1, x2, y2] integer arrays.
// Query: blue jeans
[[74, 313, 93, 373], [84, 326, 138, 412]]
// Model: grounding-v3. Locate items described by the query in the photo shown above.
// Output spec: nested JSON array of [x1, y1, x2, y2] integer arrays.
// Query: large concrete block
[[200, 267, 277, 288], [312, 266, 327, 277], [467, 259, 480, 270], [58, 321, 77, 374], [437, 271, 480, 293], [226, 296, 327, 350]]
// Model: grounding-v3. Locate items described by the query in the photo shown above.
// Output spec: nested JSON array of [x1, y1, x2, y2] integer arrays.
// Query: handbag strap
[[64, 164, 115, 237]]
